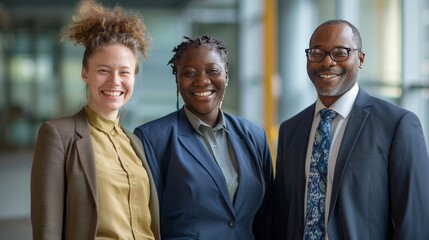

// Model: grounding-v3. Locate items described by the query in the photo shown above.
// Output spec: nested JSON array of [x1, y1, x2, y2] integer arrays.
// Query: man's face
[[306, 23, 365, 107]]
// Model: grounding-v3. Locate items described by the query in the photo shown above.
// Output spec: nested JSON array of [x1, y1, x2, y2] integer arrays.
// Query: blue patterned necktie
[[304, 108, 337, 240]]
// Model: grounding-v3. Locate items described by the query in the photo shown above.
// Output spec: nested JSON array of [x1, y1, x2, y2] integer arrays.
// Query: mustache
[[316, 67, 343, 75]]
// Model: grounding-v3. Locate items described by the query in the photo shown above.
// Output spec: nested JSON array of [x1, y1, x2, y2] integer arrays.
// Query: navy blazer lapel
[[328, 89, 372, 218], [226, 122, 253, 213], [295, 105, 316, 220], [176, 110, 235, 212], [73, 109, 98, 204]]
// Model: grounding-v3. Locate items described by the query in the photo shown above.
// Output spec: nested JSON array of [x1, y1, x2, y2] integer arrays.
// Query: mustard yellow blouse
[[85, 106, 154, 240]]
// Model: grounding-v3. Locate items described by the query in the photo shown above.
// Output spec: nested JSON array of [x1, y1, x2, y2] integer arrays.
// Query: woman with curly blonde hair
[[30, 1, 160, 239]]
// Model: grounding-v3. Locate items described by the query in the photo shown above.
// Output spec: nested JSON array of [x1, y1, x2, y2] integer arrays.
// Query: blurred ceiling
[[0, 0, 235, 29], [0, 0, 192, 8], [0, 0, 198, 29]]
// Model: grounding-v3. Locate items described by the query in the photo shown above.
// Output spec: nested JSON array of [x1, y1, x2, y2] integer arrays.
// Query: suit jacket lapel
[[296, 105, 316, 222], [328, 89, 372, 219], [73, 109, 98, 205], [226, 122, 252, 213], [176, 110, 235, 213]]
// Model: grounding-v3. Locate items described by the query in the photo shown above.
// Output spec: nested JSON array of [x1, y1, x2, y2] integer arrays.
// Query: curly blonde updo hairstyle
[[62, 1, 150, 74]]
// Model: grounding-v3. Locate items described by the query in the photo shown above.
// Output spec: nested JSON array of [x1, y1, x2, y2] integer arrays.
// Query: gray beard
[[316, 78, 354, 97]]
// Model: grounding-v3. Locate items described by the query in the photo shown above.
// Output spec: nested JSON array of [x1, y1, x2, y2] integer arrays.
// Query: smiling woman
[[30, 2, 160, 240], [175, 44, 228, 126], [81, 44, 136, 120], [133, 35, 274, 239]]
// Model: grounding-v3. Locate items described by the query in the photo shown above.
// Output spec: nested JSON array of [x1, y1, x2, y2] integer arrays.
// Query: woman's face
[[82, 44, 136, 120], [175, 46, 228, 126]]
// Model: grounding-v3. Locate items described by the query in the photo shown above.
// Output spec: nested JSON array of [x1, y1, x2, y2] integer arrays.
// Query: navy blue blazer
[[273, 89, 429, 240], [134, 108, 273, 240]]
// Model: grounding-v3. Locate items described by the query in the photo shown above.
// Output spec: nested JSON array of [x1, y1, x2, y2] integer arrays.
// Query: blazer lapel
[[328, 89, 372, 219], [227, 126, 252, 213], [177, 110, 235, 213], [295, 106, 316, 223], [73, 109, 98, 205]]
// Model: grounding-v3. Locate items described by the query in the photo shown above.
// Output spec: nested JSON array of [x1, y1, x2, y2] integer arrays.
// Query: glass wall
[[277, 0, 429, 148], [402, 0, 429, 144], [1, 0, 428, 150], [1, 29, 61, 149], [0, 1, 427, 172], [0, 2, 241, 150]]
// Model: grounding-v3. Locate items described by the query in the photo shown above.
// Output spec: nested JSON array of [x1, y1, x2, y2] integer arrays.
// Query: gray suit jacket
[[273, 89, 429, 239], [31, 108, 160, 240]]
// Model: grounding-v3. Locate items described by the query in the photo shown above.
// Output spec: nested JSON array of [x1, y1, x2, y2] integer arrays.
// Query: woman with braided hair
[[134, 35, 273, 239], [31, 2, 160, 239]]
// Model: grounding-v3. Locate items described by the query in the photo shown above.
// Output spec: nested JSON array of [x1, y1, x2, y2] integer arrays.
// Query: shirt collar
[[314, 83, 359, 120], [183, 106, 228, 135], [84, 105, 121, 133]]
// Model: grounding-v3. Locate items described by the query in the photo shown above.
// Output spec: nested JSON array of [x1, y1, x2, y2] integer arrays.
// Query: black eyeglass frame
[[305, 47, 361, 62]]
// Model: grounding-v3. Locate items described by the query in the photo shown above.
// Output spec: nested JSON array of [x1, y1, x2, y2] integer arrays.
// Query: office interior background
[[0, 0, 428, 238]]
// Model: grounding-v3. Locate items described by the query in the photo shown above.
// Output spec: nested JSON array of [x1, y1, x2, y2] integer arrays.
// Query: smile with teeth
[[103, 91, 123, 97], [319, 74, 339, 78], [193, 91, 213, 97]]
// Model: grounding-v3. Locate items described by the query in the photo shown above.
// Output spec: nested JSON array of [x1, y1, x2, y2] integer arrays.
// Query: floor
[[0, 151, 33, 240], [0, 218, 32, 240]]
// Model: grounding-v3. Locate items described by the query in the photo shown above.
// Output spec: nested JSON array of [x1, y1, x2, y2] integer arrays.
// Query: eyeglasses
[[305, 47, 361, 62]]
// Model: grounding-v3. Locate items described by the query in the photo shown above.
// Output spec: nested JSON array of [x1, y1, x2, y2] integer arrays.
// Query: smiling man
[[272, 19, 429, 240]]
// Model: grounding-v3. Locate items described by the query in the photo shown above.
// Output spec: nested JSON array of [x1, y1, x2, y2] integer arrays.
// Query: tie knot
[[320, 108, 337, 123]]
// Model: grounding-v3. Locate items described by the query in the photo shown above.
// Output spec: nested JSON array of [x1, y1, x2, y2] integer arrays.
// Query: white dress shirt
[[304, 83, 359, 239]]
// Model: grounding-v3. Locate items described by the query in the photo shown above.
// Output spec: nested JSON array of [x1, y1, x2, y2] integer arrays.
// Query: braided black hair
[[167, 35, 228, 75]]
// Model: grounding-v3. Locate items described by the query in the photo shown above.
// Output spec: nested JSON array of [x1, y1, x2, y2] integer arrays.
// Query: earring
[[219, 95, 225, 109], [219, 83, 227, 109]]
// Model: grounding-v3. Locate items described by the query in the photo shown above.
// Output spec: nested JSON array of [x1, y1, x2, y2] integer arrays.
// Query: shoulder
[[40, 116, 76, 136], [34, 111, 89, 158], [136, 111, 178, 130], [44, 108, 86, 127], [361, 92, 416, 122], [38, 109, 88, 139], [134, 111, 180, 140], [44, 115, 75, 129], [279, 104, 314, 129], [224, 112, 266, 137], [355, 88, 404, 114]]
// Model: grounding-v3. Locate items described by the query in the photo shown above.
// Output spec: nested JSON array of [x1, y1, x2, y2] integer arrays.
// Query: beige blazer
[[31, 108, 160, 240]]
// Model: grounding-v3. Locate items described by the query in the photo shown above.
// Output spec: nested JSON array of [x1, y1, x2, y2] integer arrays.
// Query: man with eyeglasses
[[272, 19, 429, 240]]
